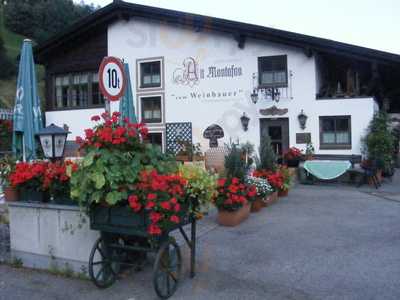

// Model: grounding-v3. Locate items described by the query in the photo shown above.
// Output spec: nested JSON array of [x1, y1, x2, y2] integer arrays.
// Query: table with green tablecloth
[[302, 160, 352, 181]]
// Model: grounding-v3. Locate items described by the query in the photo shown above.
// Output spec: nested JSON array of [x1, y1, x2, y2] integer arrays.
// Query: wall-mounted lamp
[[240, 112, 250, 131], [298, 109, 308, 130]]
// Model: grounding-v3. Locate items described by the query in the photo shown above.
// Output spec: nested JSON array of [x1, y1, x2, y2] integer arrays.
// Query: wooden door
[[260, 118, 289, 157]]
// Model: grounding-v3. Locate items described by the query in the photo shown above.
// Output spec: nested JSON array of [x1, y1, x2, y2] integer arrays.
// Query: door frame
[[259, 117, 290, 156]]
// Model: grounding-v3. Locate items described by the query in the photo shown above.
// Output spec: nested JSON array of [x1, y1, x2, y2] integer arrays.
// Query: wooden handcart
[[88, 205, 197, 299]]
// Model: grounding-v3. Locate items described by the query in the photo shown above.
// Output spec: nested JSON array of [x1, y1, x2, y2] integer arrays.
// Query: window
[[146, 132, 163, 150], [140, 61, 161, 88], [319, 116, 351, 149], [53, 72, 105, 110], [91, 73, 105, 106], [141, 96, 162, 123], [258, 55, 288, 88]]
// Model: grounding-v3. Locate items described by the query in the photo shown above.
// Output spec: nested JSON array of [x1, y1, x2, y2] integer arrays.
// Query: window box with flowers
[[214, 177, 254, 226], [9, 161, 48, 202], [283, 147, 303, 167]]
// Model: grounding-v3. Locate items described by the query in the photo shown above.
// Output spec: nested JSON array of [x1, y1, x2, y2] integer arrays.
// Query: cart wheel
[[88, 237, 119, 288], [153, 239, 182, 299]]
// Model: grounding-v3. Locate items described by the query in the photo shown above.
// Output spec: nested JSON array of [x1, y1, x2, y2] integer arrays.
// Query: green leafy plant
[[362, 112, 394, 171], [0, 155, 16, 187], [224, 142, 248, 180], [70, 112, 178, 207], [178, 164, 218, 215], [257, 134, 277, 171], [305, 139, 315, 158]]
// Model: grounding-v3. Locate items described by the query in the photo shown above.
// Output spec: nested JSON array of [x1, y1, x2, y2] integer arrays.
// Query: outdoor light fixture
[[36, 124, 70, 161], [250, 73, 281, 103], [298, 110, 308, 130], [240, 112, 250, 131]]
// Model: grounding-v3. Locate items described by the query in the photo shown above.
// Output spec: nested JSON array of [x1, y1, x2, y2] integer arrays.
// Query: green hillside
[[0, 5, 44, 109]]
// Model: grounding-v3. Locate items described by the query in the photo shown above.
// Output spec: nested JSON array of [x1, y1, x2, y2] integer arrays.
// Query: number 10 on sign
[[98, 56, 126, 101]]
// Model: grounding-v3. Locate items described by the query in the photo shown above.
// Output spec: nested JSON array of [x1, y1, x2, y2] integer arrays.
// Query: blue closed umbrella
[[12, 39, 43, 161], [119, 63, 137, 124]]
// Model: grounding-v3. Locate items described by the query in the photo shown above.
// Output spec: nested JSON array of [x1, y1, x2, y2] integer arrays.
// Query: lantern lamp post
[[36, 124, 70, 161]]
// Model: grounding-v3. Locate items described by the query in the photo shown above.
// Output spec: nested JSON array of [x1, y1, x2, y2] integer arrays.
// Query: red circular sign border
[[98, 56, 126, 101]]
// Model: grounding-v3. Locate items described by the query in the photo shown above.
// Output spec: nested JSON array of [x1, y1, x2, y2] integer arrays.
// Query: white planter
[[8, 202, 99, 276]]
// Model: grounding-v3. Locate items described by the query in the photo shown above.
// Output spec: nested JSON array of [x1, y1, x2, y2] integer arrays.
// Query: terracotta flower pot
[[271, 191, 279, 203], [278, 189, 289, 197], [4, 186, 18, 202], [251, 198, 264, 212], [217, 203, 250, 226]]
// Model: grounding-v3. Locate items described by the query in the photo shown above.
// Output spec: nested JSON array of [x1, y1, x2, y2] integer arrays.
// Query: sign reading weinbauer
[[98, 56, 126, 101]]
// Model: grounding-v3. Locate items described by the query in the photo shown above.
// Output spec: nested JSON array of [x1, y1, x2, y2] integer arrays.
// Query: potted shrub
[[283, 147, 302, 167], [9, 161, 47, 202], [0, 120, 12, 152], [362, 112, 394, 181], [0, 155, 17, 201], [214, 177, 251, 226], [245, 175, 273, 212], [44, 160, 78, 205]]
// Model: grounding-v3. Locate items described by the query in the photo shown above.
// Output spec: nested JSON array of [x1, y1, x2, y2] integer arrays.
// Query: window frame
[[138, 93, 164, 125], [257, 55, 288, 88], [319, 115, 352, 150], [146, 131, 165, 152], [136, 57, 164, 92], [52, 72, 106, 111]]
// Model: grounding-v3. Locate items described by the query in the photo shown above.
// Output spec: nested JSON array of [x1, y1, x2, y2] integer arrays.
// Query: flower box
[[4, 186, 18, 202], [251, 198, 264, 212], [19, 188, 45, 203], [278, 189, 289, 197], [263, 191, 278, 206], [217, 203, 250, 226]]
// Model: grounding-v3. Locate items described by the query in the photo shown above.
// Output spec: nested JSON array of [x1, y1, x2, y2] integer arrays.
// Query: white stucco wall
[[44, 17, 376, 155], [46, 108, 105, 141]]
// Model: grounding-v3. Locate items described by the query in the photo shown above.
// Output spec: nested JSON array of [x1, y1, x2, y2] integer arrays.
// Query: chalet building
[[35, 0, 400, 158]]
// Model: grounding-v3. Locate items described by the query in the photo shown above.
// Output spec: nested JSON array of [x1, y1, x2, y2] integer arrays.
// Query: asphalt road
[[1, 183, 400, 300]]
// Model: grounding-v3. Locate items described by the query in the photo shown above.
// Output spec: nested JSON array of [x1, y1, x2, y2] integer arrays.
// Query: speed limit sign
[[98, 56, 126, 101]]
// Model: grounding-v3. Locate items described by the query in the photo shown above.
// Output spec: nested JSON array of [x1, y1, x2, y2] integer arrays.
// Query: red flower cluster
[[9, 160, 78, 195], [129, 169, 188, 236], [76, 112, 148, 150], [283, 147, 303, 160], [253, 170, 283, 190], [9, 161, 47, 190], [214, 177, 252, 211], [0, 120, 12, 133], [43, 160, 78, 196]]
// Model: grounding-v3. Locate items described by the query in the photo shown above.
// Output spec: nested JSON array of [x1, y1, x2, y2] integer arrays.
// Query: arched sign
[[98, 56, 126, 101]]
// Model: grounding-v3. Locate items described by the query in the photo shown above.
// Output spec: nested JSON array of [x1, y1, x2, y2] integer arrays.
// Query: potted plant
[[178, 164, 218, 217], [9, 161, 47, 202], [71, 112, 179, 208], [253, 169, 280, 204], [214, 177, 251, 226], [245, 175, 273, 212], [283, 147, 303, 167], [305, 139, 315, 161], [362, 112, 395, 182], [44, 160, 78, 205], [0, 155, 17, 201], [277, 166, 291, 197]]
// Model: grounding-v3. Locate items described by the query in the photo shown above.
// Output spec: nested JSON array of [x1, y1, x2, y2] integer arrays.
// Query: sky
[[77, 0, 400, 55]]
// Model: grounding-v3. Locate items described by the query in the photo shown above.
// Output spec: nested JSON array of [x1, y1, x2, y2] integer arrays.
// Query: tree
[[0, 33, 15, 79], [4, 0, 97, 44], [258, 134, 277, 171]]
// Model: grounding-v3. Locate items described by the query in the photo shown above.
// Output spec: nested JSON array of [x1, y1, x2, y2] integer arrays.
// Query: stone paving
[[0, 178, 400, 299]]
